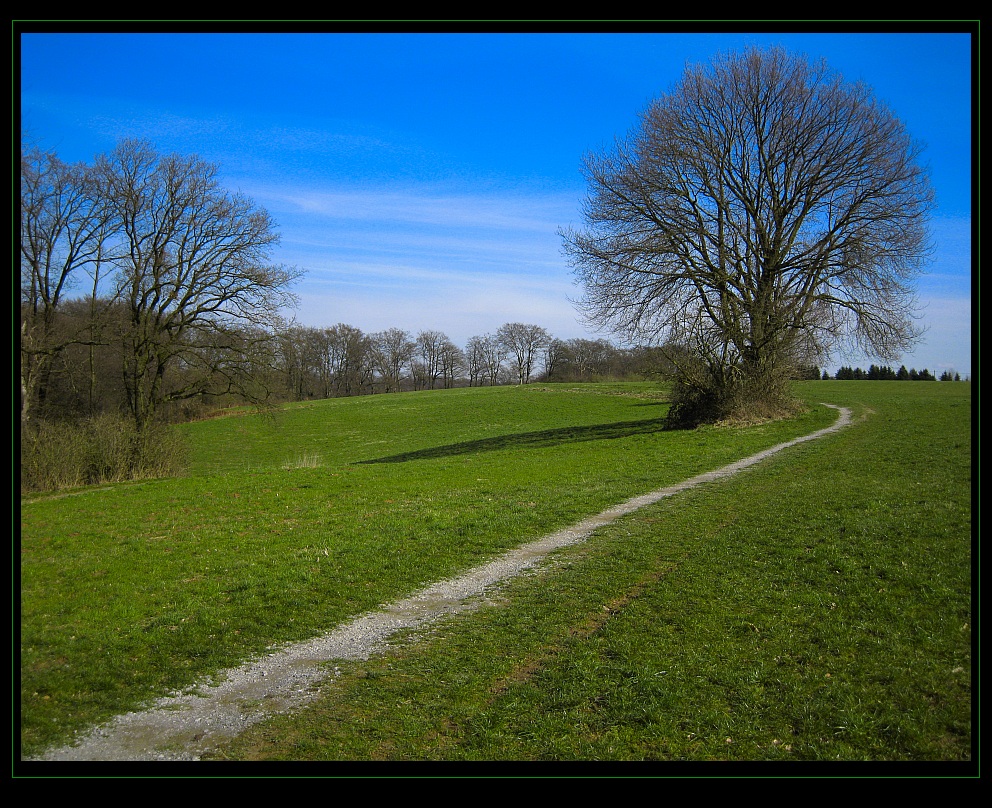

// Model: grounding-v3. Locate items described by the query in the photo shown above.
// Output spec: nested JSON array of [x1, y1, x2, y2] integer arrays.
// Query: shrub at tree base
[[665, 359, 801, 428], [20, 415, 188, 493]]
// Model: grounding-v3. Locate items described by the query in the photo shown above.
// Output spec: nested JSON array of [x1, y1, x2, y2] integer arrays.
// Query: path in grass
[[30, 404, 853, 762]]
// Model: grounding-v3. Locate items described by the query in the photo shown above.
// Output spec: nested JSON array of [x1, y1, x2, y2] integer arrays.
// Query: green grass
[[18, 381, 972, 766]]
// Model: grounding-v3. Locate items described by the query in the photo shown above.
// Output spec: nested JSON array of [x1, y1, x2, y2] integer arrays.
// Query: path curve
[[27, 404, 852, 762]]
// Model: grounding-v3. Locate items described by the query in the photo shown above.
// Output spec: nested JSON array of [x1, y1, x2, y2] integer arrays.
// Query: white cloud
[[262, 178, 591, 344]]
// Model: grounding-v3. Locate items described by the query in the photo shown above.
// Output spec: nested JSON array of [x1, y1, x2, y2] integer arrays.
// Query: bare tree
[[562, 47, 935, 423], [278, 325, 320, 400], [96, 140, 301, 430], [324, 323, 372, 396], [438, 336, 466, 389], [560, 338, 618, 381], [415, 330, 448, 390], [468, 333, 507, 387], [497, 322, 552, 385], [276, 324, 369, 400], [310, 327, 336, 399], [542, 338, 566, 381], [20, 144, 114, 423], [370, 328, 415, 393], [464, 335, 487, 386]]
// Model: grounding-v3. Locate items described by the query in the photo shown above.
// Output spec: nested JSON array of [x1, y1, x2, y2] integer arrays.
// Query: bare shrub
[[20, 420, 91, 492], [20, 415, 188, 493], [665, 355, 801, 429]]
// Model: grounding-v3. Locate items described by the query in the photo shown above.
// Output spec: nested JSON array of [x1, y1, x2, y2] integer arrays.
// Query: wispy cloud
[[258, 179, 588, 344], [261, 185, 578, 231]]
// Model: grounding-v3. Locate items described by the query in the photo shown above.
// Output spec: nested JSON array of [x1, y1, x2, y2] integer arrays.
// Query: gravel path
[[26, 405, 852, 762]]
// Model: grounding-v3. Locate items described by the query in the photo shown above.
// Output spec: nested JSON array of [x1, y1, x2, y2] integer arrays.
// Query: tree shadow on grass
[[356, 417, 670, 464]]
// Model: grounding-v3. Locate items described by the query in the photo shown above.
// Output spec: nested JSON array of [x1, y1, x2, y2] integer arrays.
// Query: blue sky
[[17, 24, 975, 377]]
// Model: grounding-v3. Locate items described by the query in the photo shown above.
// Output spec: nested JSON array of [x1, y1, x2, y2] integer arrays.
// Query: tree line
[[23, 303, 683, 425], [828, 365, 964, 381]]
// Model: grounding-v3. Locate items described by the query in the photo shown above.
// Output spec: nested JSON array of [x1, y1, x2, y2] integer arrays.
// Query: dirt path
[[26, 405, 852, 762]]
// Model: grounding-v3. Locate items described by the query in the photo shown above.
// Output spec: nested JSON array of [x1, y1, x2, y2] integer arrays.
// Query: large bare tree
[[562, 47, 935, 423], [96, 140, 301, 430]]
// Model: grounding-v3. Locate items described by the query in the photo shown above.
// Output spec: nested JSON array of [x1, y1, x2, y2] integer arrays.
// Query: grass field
[[18, 381, 973, 768]]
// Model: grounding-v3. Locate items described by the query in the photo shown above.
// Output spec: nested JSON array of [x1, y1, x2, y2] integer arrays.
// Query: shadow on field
[[357, 417, 670, 464]]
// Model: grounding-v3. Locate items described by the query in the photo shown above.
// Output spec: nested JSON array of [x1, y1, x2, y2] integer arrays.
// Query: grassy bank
[[19, 382, 972, 765]]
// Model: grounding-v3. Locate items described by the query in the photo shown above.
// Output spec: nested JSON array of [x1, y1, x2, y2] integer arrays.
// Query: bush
[[20, 415, 188, 493], [665, 358, 801, 429], [19, 419, 92, 492]]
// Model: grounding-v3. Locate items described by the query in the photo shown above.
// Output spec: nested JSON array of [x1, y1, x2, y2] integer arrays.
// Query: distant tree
[[464, 334, 508, 387], [497, 322, 552, 385], [415, 330, 451, 390], [292, 326, 325, 401], [562, 47, 934, 425], [554, 338, 619, 381], [464, 335, 488, 387], [21, 296, 129, 420], [321, 323, 371, 397], [278, 325, 321, 400], [542, 338, 566, 381], [370, 328, 415, 392], [437, 337, 466, 389], [621, 344, 685, 381], [307, 328, 335, 399], [479, 333, 507, 386]]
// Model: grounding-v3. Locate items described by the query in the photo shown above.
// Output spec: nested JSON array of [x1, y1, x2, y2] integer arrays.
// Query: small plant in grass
[[281, 453, 324, 470]]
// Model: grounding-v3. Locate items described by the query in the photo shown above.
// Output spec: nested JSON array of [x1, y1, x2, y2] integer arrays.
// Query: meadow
[[19, 381, 973, 767]]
